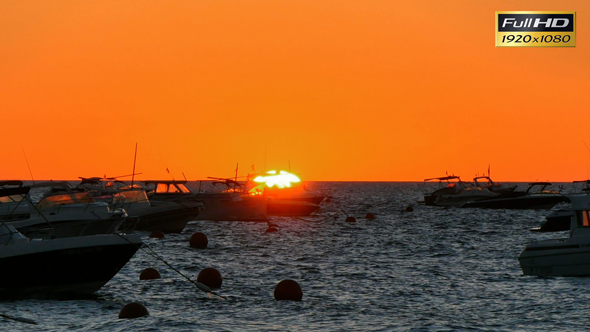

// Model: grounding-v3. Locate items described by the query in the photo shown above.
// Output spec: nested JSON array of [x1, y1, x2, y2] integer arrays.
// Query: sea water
[[1, 182, 588, 331]]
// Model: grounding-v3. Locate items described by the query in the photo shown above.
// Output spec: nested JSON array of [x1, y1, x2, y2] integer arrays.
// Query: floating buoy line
[[0, 313, 37, 325], [115, 233, 225, 300]]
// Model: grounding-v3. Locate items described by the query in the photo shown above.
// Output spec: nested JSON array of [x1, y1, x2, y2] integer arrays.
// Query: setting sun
[[253, 170, 301, 189]]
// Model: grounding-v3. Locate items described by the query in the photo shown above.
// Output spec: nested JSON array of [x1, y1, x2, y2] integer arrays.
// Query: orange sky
[[2, 1, 589, 182]]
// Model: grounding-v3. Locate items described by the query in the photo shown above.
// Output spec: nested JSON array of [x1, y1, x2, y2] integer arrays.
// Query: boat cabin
[[143, 180, 193, 195], [0, 186, 32, 221], [0, 186, 29, 204], [567, 195, 590, 235], [36, 192, 95, 209], [525, 182, 560, 195]]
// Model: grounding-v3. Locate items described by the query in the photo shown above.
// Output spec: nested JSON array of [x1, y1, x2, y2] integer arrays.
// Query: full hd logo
[[496, 11, 576, 47]]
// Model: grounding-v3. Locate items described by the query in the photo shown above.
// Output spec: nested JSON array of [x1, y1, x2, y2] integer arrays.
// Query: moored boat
[[144, 180, 267, 221], [519, 193, 590, 276], [461, 182, 568, 209], [1, 186, 127, 239], [0, 223, 141, 297], [473, 176, 520, 197], [422, 175, 472, 206], [247, 170, 324, 216], [115, 190, 201, 233], [76, 177, 201, 233], [266, 198, 320, 216]]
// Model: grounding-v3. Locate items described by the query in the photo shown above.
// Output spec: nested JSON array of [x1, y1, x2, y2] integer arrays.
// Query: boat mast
[[234, 163, 238, 191], [131, 143, 138, 187], [21, 147, 35, 185]]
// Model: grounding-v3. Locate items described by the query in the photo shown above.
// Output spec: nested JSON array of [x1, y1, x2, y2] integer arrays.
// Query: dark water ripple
[[2, 182, 589, 331]]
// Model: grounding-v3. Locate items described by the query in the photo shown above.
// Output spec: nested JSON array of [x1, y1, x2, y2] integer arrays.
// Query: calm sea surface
[[2, 181, 588, 331]]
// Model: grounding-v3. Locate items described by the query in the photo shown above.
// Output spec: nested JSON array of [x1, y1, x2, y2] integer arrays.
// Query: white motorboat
[[144, 180, 267, 221], [519, 193, 590, 276], [76, 177, 202, 233], [112, 190, 201, 233], [461, 182, 567, 210], [422, 175, 497, 206], [0, 223, 141, 297], [212, 174, 322, 217], [4, 189, 127, 240]]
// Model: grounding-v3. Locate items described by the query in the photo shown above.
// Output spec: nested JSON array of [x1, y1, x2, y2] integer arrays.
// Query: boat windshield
[[114, 190, 149, 203], [36, 192, 94, 209], [0, 194, 24, 203], [155, 183, 191, 194], [576, 210, 590, 227]]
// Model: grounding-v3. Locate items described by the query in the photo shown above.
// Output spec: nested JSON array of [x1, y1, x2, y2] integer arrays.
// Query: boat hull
[[150, 194, 267, 221], [194, 195, 267, 221], [423, 194, 436, 206], [9, 217, 126, 239], [520, 194, 590, 277], [132, 203, 200, 233], [0, 234, 141, 297], [461, 195, 568, 209], [434, 193, 498, 207], [519, 235, 590, 276], [266, 199, 320, 216]]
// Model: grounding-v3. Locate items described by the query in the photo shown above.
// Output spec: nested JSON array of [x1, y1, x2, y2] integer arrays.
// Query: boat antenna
[[234, 163, 239, 191], [582, 141, 590, 179], [110, 172, 143, 179], [160, 156, 175, 180], [182, 172, 188, 181], [21, 147, 35, 184], [131, 143, 138, 187]]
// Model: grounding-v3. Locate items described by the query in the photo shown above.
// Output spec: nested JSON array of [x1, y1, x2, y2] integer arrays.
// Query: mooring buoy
[[139, 268, 161, 280], [149, 230, 165, 239], [189, 232, 208, 249], [197, 268, 222, 289], [274, 279, 303, 301], [119, 302, 149, 319]]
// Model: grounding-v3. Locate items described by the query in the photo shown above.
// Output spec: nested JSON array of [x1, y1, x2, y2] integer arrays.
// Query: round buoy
[[266, 227, 278, 233], [139, 268, 161, 280], [118, 302, 149, 319], [345, 216, 356, 223], [149, 230, 165, 239], [365, 213, 375, 220], [405, 206, 414, 212], [274, 279, 303, 301], [197, 268, 222, 289], [189, 232, 208, 249]]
